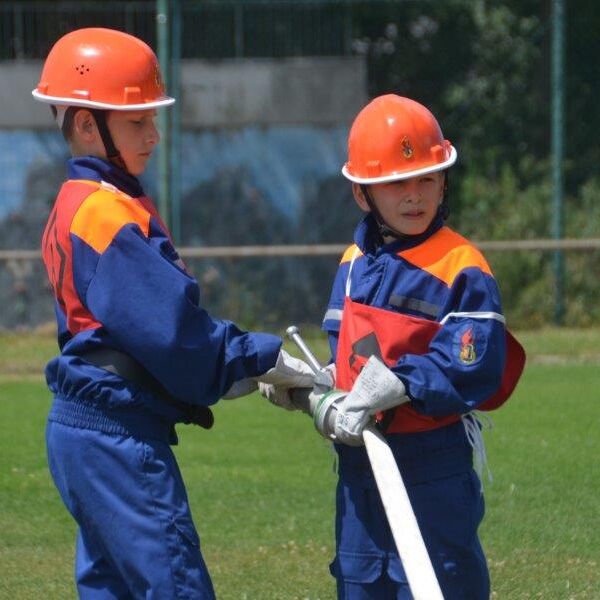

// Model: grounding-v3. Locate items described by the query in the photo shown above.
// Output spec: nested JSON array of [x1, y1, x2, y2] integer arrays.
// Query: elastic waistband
[[49, 396, 176, 444]]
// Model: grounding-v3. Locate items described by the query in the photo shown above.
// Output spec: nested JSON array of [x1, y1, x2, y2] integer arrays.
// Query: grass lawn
[[0, 328, 599, 599]]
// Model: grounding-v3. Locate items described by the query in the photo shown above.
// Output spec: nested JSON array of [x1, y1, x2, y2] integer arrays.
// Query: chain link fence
[[1, 0, 378, 60], [1, 0, 599, 331]]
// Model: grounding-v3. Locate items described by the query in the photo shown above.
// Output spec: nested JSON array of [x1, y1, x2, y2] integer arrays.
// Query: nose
[[147, 121, 160, 145], [402, 178, 420, 202]]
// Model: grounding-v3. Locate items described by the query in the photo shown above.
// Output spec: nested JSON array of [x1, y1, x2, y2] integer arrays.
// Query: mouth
[[401, 210, 425, 219]]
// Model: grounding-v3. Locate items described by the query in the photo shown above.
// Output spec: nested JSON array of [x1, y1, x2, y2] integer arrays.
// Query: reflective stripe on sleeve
[[322, 308, 343, 325], [439, 311, 506, 326]]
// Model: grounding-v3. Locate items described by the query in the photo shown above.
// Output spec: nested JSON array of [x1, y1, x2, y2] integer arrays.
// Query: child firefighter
[[262, 94, 525, 599], [34, 27, 314, 598]]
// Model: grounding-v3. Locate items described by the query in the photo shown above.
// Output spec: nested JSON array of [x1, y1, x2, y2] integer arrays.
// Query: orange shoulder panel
[[398, 226, 492, 286], [340, 244, 363, 265], [70, 188, 151, 254], [74, 179, 105, 189]]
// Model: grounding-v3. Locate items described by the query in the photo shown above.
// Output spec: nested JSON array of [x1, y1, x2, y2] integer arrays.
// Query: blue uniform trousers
[[330, 422, 490, 600], [46, 400, 215, 600]]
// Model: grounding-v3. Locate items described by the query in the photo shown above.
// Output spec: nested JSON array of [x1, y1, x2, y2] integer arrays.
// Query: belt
[[78, 347, 214, 429], [49, 397, 177, 443]]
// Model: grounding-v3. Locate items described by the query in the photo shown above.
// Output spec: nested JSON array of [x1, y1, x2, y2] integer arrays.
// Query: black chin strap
[[441, 172, 450, 219], [89, 109, 128, 172], [360, 184, 407, 241], [360, 173, 450, 242]]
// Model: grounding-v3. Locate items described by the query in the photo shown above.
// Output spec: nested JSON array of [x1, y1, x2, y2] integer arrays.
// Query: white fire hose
[[286, 325, 444, 600]]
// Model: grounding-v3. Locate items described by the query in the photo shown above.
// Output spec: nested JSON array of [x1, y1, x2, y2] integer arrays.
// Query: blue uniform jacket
[[42, 157, 281, 427], [322, 213, 506, 417]]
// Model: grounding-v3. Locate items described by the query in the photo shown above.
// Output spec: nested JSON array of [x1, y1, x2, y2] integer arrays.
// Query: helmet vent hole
[[75, 64, 89, 75]]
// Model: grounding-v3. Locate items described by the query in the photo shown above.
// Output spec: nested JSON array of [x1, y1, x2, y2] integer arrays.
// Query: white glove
[[222, 378, 258, 399], [313, 363, 336, 393], [258, 382, 302, 411], [254, 349, 315, 388], [312, 356, 410, 446], [258, 362, 335, 412]]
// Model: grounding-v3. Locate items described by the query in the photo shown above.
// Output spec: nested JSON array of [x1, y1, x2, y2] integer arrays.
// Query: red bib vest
[[335, 258, 525, 434]]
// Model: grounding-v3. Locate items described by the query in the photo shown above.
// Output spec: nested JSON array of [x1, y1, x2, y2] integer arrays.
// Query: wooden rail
[[1, 239, 600, 262]]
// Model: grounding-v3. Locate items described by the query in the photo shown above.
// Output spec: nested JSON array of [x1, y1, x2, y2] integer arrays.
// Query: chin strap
[[89, 109, 128, 172], [360, 184, 408, 241], [441, 172, 450, 219], [360, 173, 450, 242]]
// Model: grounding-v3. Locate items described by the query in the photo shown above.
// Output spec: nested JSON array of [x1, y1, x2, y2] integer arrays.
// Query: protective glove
[[311, 356, 410, 446], [313, 363, 336, 393], [253, 349, 315, 388], [222, 378, 258, 399], [258, 362, 335, 412], [258, 382, 302, 411]]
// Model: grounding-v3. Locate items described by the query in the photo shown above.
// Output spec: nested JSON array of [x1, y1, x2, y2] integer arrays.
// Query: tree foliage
[[2, 0, 598, 329], [342, 0, 600, 327]]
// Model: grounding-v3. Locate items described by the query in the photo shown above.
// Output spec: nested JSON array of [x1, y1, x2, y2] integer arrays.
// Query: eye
[[383, 181, 406, 189]]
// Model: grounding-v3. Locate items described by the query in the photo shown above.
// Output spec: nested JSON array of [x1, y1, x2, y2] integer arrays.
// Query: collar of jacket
[[67, 156, 145, 198], [354, 211, 445, 256]]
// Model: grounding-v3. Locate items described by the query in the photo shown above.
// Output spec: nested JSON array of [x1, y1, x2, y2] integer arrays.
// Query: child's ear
[[352, 183, 371, 213], [73, 109, 96, 140]]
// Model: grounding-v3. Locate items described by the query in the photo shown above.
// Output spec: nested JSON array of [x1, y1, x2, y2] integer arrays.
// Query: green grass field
[[1, 328, 599, 599]]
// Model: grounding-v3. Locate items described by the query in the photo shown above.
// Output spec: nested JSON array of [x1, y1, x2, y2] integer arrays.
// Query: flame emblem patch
[[452, 320, 489, 368], [459, 327, 477, 364]]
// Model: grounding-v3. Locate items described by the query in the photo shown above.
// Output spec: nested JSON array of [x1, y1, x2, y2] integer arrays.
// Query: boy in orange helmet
[[34, 28, 314, 598], [265, 95, 525, 599]]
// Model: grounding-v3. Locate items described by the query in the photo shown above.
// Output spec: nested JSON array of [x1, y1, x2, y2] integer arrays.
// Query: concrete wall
[[0, 56, 366, 129]]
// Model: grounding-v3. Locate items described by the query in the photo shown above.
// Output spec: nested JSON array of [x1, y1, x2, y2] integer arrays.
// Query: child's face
[[353, 172, 445, 236], [107, 109, 160, 176]]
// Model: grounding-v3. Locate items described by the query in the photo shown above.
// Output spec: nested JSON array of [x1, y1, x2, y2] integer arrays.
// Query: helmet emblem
[[401, 136, 414, 158]]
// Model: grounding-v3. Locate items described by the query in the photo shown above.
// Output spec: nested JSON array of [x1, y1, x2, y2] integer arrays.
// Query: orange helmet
[[342, 94, 456, 184], [32, 27, 174, 110]]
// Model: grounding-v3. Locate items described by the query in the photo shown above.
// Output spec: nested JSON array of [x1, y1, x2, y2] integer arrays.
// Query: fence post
[[170, 0, 182, 244], [156, 0, 171, 229], [551, 0, 565, 325], [12, 1, 24, 59], [234, 3, 244, 58]]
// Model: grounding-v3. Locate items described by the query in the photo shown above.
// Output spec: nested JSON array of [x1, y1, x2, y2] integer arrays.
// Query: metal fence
[[1, 240, 599, 331], [1, 0, 595, 329], [3, 238, 600, 263], [0, 0, 405, 60]]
